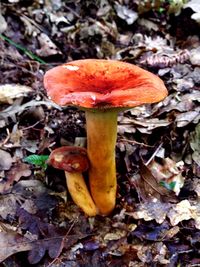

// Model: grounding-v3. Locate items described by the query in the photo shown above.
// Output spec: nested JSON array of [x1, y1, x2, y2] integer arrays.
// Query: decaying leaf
[[0, 193, 24, 219], [36, 33, 62, 57], [128, 198, 200, 230], [104, 230, 126, 241], [128, 199, 171, 224], [0, 231, 33, 263], [0, 84, 32, 104], [136, 242, 170, 264], [0, 224, 81, 265], [139, 163, 172, 200], [21, 199, 37, 215], [161, 91, 200, 113], [0, 149, 12, 171], [147, 157, 185, 195], [12, 179, 50, 197], [137, 156, 184, 200], [118, 116, 171, 135], [0, 99, 61, 123], [0, 162, 31, 194], [168, 199, 200, 229], [114, 3, 138, 25], [175, 108, 200, 127]]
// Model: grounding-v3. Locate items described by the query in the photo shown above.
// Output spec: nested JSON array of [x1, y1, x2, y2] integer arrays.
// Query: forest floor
[[0, 1, 200, 266]]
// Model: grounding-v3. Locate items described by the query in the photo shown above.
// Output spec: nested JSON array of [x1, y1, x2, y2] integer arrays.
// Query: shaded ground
[[0, 1, 200, 266]]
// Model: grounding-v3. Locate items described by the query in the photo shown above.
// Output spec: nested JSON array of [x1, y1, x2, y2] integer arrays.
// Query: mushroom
[[48, 146, 97, 216], [44, 59, 168, 215]]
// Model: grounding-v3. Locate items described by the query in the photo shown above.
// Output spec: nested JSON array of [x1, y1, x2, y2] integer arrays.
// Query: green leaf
[[158, 7, 165, 13], [24, 155, 49, 169], [159, 180, 176, 191]]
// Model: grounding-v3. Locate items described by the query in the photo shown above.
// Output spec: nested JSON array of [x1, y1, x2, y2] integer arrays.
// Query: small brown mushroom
[[48, 146, 97, 216]]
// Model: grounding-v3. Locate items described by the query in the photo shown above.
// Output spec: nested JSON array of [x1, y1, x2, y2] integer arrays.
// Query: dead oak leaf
[[127, 198, 171, 224], [0, 163, 32, 194], [0, 231, 33, 263], [127, 199, 200, 229], [7, 163, 31, 182], [168, 199, 200, 229], [0, 228, 80, 265]]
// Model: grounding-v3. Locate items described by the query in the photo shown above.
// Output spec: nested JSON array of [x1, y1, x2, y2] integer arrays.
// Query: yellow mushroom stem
[[85, 110, 118, 215], [65, 171, 98, 216]]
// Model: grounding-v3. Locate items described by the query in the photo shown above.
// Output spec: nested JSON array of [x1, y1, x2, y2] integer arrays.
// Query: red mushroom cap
[[44, 59, 167, 109], [48, 146, 89, 173]]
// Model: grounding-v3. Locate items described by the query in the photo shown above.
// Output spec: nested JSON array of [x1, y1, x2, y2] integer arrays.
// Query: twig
[[118, 138, 153, 147], [144, 143, 163, 166], [47, 219, 77, 267]]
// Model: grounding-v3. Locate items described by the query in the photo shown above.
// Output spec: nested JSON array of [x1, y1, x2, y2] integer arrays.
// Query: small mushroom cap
[[48, 146, 89, 172], [44, 59, 168, 109]]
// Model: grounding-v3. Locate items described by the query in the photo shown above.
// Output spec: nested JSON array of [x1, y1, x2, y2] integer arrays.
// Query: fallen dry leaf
[[161, 91, 200, 113], [128, 198, 200, 230], [0, 193, 24, 219], [0, 99, 61, 124], [0, 149, 12, 170], [104, 230, 126, 241], [0, 231, 33, 263], [0, 162, 31, 194], [118, 116, 171, 135], [128, 198, 171, 224], [138, 242, 169, 264], [175, 108, 200, 127], [139, 163, 172, 199], [36, 33, 62, 57], [168, 199, 200, 229], [0, 225, 80, 265], [0, 84, 32, 104], [20, 199, 37, 215], [147, 157, 185, 195]]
